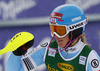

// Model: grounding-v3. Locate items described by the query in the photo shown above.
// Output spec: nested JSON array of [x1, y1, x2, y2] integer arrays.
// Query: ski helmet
[[49, 4, 87, 38]]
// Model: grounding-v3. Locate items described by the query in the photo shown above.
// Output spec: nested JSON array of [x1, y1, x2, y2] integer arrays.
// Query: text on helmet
[[72, 16, 81, 22]]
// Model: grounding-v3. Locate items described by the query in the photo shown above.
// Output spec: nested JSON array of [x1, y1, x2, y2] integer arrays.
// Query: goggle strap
[[48, 37, 54, 49], [63, 32, 84, 51], [48, 32, 85, 53], [60, 31, 73, 51], [67, 19, 87, 32]]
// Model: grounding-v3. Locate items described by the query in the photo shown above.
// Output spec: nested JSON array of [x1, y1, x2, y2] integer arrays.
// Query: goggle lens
[[50, 25, 67, 36]]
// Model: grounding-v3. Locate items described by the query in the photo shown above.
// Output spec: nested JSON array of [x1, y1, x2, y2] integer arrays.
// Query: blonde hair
[[80, 33, 90, 46], [71, 33, 90, 46], [80, 33, 87, 44]]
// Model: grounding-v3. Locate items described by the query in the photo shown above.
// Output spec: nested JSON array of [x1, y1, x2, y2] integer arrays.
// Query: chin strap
[[64, 32, 84, 51], [48, 32, 84, 53], [47, 32, 72, 53], [60, 31, 73, 52]]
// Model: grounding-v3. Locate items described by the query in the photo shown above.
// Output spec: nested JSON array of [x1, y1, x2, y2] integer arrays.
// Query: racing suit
[[6, 39, 100, 71]]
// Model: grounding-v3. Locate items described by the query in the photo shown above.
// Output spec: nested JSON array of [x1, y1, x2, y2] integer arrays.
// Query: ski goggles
[[50, 25, 68, 38], [50, 19, 87, 38]]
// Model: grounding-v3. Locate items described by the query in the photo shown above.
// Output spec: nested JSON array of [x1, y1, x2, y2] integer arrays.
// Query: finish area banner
[[0, 0, 100, 20]]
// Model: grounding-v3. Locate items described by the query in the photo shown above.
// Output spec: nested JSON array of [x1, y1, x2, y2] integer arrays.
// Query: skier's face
[[54, 34, 69, 48]]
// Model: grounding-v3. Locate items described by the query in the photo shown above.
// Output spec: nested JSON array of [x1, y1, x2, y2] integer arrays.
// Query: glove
[[13, 39, 34, 56]]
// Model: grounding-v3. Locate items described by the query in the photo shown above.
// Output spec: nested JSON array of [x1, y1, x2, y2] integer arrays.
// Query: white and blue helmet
[[49, 4, 87, 40], [50, 4, 86, 25]]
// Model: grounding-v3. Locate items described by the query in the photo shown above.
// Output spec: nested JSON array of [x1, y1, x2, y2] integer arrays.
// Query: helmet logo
[[50, 18, 56, 24], [72, 16, 81, 22], [69, 22, 84, 30], [50, 12, 63, 24], [51, 12, 63, 20]]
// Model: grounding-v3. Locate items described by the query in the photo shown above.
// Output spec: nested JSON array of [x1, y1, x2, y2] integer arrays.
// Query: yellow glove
[[0, 32, 34, 55]]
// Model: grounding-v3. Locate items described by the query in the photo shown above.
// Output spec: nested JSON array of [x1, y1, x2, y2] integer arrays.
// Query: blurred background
[[0, 0, 100, 71]]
